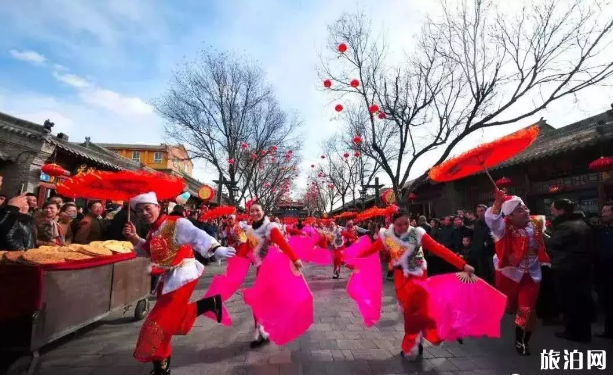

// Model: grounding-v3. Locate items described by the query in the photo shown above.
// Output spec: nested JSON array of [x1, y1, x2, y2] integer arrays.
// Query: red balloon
[[335, 104, 343, 112], [350, 79, 359, 88], [378, 112, 386, 119], [338, 43, 348, 53], [324, 79, 332, 88], [369, 104, 380, 113]]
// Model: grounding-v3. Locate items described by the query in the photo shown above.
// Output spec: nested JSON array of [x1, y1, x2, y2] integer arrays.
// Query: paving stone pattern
[[34, 263, 613, 375]]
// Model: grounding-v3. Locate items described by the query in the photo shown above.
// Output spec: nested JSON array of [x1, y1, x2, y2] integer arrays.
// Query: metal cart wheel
[[134, 298, 150, 321], [4, 352, 39, 375]]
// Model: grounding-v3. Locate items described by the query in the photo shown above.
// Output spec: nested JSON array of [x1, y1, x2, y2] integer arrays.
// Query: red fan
[[200, 205, 236, 221]]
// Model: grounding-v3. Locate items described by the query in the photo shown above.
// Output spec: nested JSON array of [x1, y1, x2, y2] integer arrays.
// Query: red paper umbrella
[[353, 135, 362, 144], [343, 152, 350, 158], [354, 151, 361, 157], [428, 125, 539, 186], [369, 104, 380, 113], [56, 171, 185, 201], [350, 79, 360, 88], [41, 163, 70, 177], [323, 79, 332, 88], [408, 193, 417, 201], [589, 156, 613, 172], [335, 104, 343, 112], [495, 177, 512, 187], [338, 43, 347, 53], [200, 205, 236, 221]]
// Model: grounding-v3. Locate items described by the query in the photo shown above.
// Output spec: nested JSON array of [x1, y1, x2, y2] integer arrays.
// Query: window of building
[[132, 151, 140, 162], [154, 152, 163, 163], [184, 164, 189, 173]]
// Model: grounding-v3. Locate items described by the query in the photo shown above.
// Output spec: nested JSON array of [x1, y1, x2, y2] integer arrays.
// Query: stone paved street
[[30, 263, 613, 375]]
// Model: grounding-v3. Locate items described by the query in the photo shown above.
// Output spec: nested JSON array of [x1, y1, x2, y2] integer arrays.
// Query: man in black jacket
[[595, 201, 613, 339], [471, 204, 495, 284], [548, 199, 595, 343]]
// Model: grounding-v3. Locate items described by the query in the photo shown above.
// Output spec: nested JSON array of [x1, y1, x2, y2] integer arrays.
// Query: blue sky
[[1, 0, 612, 186]]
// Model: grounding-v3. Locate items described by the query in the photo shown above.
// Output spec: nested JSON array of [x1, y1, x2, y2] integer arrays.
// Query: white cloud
[[8, 49, 46, 64], [79, 88, 153, 117], [53, 63, 68, 71], [53, 71, 91, 88]]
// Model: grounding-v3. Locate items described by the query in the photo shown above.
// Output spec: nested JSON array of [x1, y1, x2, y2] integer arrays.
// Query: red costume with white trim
[[359, 225, 466, 357], [133, 215, 221, 363]]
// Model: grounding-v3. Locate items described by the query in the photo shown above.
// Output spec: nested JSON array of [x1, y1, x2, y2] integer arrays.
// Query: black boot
[[149, 357, 171, 375], [333, 270, 339, 279], [515, 326, 531, 356], [196, 295, 222, 323], [457, 338, 464, 345]]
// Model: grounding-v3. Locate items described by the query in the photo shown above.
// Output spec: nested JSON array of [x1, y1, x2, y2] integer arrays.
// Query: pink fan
[[347, 253, 383, 327], [424, 272, 507, 340], [311, 247, 332, 265], [289, 235, 315, 262], [343, 236, 372, 267], [243, 250, 314, 345], [203, 275, 232, 326], [221, 256, 252, 297]]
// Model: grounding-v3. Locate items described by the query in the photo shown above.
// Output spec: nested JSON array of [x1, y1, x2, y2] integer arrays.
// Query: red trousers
[[496, 272, 540, 331], [394, 269, 441, 354], [134, 280, 199, 362], [333, 249, 343, 271]]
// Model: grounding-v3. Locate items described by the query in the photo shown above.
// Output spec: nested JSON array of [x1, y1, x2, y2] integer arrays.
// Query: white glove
[[214, 246, 236, 259]]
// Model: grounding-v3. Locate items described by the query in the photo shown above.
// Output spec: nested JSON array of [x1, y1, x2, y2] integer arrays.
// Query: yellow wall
[[111, 147, 193, 176]]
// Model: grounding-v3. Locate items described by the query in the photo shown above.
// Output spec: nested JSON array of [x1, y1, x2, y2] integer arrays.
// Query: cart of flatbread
[[0, 240, 134, 266]]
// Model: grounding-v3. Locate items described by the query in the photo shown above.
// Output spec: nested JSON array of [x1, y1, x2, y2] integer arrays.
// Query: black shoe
[[457, 338, 464, 345], [418, 343, 424, 355], [150, 357, 171, 375], [554, 332, 591, 343], [595, 332, 613, 339], [250, 336, 270, 349], [515, 326, 531, 356], [332, 273, 339, 279], [212, 295, 222, 323]]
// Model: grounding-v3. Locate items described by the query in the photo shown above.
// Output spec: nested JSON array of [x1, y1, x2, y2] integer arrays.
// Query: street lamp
[[360, 187, 367, 210]]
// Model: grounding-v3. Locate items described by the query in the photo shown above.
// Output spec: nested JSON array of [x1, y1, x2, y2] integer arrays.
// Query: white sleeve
[[485, 207, 506, 241], [175, 218, 220, 257], [414, 226, 426, 244]]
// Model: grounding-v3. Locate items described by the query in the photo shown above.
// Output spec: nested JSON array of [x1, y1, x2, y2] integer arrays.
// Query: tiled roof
[[493, 110, 613, 170], [97, 143, 168, 151], [0, 112, 47, 139], [0, 150, 12, 161]]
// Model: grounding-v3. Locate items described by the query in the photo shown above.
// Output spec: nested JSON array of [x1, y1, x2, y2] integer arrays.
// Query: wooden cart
[[0, 256, 151, 375]]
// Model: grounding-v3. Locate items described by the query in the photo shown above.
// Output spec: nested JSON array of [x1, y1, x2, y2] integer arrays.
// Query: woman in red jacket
[[239, 202, 303, 348], [358, 209, 474, 361]]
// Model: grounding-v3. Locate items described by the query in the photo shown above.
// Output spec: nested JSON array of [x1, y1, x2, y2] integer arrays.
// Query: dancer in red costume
[[486, 189, 550, 356], [237, 202, 303, 348], [123, 192, 237, 375], [330, 222, 345, 278], [224, 215, 246, 249], [357, 209, 474, 361]]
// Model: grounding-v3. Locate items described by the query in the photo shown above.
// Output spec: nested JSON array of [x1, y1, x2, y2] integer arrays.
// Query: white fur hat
[[130, 192, 158, 210], [501, 195, 524, 216]]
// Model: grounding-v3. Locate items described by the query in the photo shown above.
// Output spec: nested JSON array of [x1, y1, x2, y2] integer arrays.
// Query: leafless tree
[[321, 0, 613, 205], [156, 49, 302, 205], [247, 148, 301, 212]]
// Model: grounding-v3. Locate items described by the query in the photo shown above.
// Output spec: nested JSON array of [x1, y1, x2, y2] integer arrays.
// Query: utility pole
[[363, 177, 384, 207], [213, 173, 238, 205]]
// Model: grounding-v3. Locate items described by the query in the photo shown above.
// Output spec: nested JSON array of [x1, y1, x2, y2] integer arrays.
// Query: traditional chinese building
[[97, 143, 194, 176], [273, 200, 308, 218], [407, 109, 613, 219]]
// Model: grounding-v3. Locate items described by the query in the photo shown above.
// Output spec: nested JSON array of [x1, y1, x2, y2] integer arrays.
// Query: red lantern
[[241, 142, 248, 150], [324, 79, 332, 88], [343, 152, 350, 158], [338, 43, 347, 53], [378, 112, 386, 119], [369, 104, 380, 113], [41, 163, 70, 177], [589, 156, 613, 172], [353, 135, 362, 144], [495, 177, 512, 187], [408, 193, 417, 201], [354, 151, 361, 157], [251, 153, 257, 159], [335, 104, 343, 112], [328, 184, 334, 190], [261, 150, 267, 156], [321, 155, 326, 159], [311, 164, 315, 168], [318, 172, 323, 177], [270, 145, 278, 152], [228, 159, 235, 165], [549, 185, 561, 193], [350, 79, 360, 88]]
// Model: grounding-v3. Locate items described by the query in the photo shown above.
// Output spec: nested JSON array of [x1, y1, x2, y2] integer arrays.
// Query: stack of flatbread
[[2, 251, 25, 264]]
